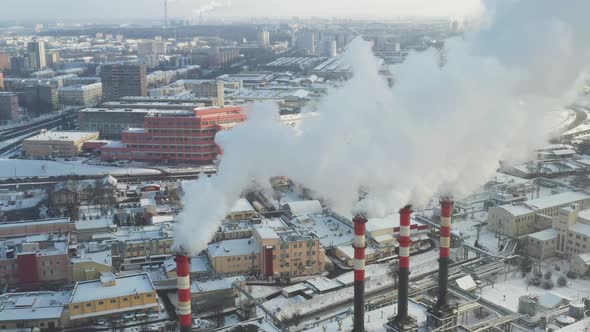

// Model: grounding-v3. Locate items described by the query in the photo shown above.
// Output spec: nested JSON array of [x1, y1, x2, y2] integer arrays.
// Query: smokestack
[[436, 199, 453, 309], [353, 215, 367, 332], [396, 205, 412, 322], [175, 254, 192, 332], [164, 0, 168, 28]]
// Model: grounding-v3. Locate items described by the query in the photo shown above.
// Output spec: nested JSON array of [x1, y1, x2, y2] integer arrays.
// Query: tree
[[558, 276, 567, 287], [544, 271, 552, 280]]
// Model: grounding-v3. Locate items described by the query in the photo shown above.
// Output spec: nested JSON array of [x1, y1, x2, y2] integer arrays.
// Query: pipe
[[436, 199, 453, 309], [353, 215, 368, 332], [396, 205, 412, 322], [176, 254, 192, 332]]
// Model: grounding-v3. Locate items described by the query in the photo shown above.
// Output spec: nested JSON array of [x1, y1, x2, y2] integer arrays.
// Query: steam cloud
[[174, 0, 590, 254]]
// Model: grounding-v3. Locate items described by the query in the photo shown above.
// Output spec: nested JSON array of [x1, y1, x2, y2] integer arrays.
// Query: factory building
[[488, 191, 590, 237], [207, 220, 325, 277], [0, 291, 70, 330], [100, 106, 246, 164], [68, 272, 158, 323], [23, 130, 100, 158]]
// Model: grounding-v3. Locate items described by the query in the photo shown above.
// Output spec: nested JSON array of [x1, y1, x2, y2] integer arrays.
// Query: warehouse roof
[[208, 237, 259, 258], [0, 291, 70, 322], [70, 272, 155, 303], [25, 131, 98, 142]]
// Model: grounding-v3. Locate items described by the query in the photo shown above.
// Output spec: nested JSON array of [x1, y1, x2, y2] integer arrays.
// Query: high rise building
[[0, 92, 19, 121], [258, 30, 270, 48], [100, 63, 147, 101], [0, 53, 10, 71], [297, 30, 316, 55], [45, 51, 61, 68], [28, 41, 47, 70], [24, 84, 59, 114], [10, 56, 33, 74], [137, 40, 167, 56]]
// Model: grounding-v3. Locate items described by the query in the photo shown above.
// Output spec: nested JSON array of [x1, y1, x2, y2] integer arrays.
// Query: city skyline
[[0, 0, 483, 21]]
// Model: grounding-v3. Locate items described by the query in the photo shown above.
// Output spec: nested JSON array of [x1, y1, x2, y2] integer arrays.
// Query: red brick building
[[100, 106, 245, 164]]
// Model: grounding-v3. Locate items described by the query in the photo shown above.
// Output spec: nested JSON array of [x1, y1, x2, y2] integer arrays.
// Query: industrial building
[[68, 272, 158, 323], [488, 191, 590, 237], [100, 106, 246, 164], [23, 130, 100, 158], [0, 291, 71, 330]]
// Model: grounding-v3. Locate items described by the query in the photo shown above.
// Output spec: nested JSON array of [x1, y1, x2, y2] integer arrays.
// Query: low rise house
[[570, 252, 590, 276], [227, 198, 257, 221], [70, 244, 113, 282]]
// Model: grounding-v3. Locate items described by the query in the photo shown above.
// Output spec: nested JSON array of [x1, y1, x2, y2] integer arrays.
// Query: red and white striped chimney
[[175, 254, 192, 332], [353, 214, 368, 332], [395, 205, 412, 323], [435, 199, 453, 310]]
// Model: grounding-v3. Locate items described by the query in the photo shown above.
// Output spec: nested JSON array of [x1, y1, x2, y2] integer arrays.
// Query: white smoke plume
[[192, 0, 231, 17], [174, 0, 590, 254]]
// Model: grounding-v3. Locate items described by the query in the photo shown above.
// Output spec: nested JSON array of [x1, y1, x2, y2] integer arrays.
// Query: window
[[86, 303, 92, 307], [110, 299, 117, 304], [98, 301, 104, 305], [73, 305, 79, 309], [123, 298, 128, 302], [147, 293, 153, 298]]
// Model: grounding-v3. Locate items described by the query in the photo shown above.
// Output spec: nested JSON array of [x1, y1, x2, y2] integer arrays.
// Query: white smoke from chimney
[[174, 0, 590, 254]]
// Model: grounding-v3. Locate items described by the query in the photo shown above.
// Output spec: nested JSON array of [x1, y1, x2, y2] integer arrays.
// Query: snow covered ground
[[480, 257, 590, 312], [0, 159, 160, 178]]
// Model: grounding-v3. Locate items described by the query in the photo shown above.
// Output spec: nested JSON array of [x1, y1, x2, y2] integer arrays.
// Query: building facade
[[28, 41, 46, 70], [58, 83, 103, 107], [24, 84, 59, 114], [0, 92, 19, 121], [79, 108, 150, 139], [100, 106, 246, 164], [101, 63, 147, 101]]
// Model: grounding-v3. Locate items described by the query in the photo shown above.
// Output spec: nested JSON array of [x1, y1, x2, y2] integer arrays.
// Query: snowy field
[[0, 159, 160, 178], [480, 257, 590, 312]]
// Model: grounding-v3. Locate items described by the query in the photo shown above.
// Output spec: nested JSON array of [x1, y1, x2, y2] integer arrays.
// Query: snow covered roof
[[569, 222, 590, 237], [24, 130, 98, 142], [70, 248, 112, 267], [207, 238, 259, 258], [304, 276, 343, 293], [254, 226, 279, 239], [70, 272, 155, 303], [140, 198, 156, 207], [538, 291, 570, 309], [528, 229, 558, 241], [286, 200, 322, 217], [499, 204, 535, 217], [525, 192, 590, 210], [230, 198, 255, 214], [455, 275, 477, 291], [577, 252, 590, 265], [192, 276, 245, 293], [0, 291, 70, 322], [554, 316, 590, 331]]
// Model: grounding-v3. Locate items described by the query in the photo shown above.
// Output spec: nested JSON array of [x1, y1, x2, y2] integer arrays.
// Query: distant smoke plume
[[192, 0, 231, 17], [174, 0, 590, 254]]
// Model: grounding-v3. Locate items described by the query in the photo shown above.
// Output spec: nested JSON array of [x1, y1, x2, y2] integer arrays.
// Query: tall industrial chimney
[[436, 199, 453, 309], [164, 0, 168, 28], [175, 254, 192, 332], [396, 205, 412, 322], [353, 215, 368, 332]]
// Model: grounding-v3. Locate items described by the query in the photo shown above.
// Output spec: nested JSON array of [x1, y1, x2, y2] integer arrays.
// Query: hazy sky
[[0, 0, 483, 21]]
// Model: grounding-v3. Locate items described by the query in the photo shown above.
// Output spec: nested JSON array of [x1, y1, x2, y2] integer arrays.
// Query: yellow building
[[207, 222, 325, 278], [68, 272, 158, 322], [226, 198, 257, 221], [23, 130, 100, 158], [70, 248, 113, 282]]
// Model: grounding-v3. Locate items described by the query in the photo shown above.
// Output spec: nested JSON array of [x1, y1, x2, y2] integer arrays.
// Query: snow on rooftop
[[525, 191, 590, 210], [70, 273, 155, 303], [192, 276, 245, 293], [0, 291, 70, 322], [499, 204, 535, 217], [528, 228, 558, 241], [0, 159, 159, 178], [254, 226, 279, 239], [230, 198, 255, 213], [285, 200, 322, 217], [304, 276, 342, 293], [70, 248, 112, 266], [25, 131, 98, 142], [207, 237, 258, 258], [569, 222, 590, 237]]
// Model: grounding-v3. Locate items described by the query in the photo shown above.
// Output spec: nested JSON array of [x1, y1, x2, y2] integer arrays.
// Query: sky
[[0, 0, 483, 21]]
